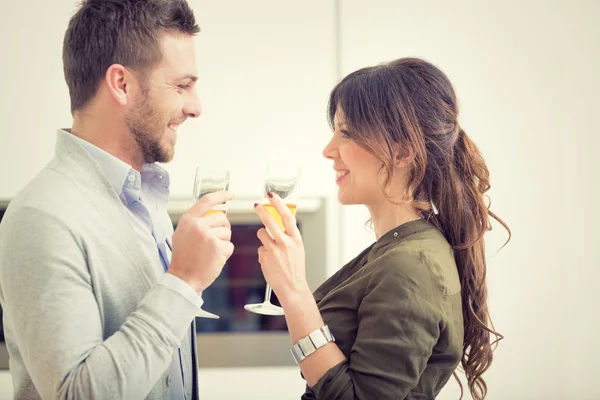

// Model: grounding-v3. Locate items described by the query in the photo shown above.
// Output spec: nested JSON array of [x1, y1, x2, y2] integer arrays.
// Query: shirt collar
[[58, 129, 170, 200], [368, 218, 436, 261]]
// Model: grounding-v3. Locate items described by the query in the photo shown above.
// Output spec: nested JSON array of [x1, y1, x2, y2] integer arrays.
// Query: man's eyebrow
[[177, 74, 198, 82]]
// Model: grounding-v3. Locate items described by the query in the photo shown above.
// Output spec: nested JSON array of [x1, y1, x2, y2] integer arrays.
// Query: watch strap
[[290, 325, 335, 364]]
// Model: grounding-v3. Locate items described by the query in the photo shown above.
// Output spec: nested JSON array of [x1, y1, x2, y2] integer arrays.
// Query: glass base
[[196, 308, 220, 319], [244, 302, 285, 316]]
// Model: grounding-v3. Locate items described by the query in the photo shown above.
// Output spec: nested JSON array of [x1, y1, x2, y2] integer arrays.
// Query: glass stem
[[264, 285, 273, 303]]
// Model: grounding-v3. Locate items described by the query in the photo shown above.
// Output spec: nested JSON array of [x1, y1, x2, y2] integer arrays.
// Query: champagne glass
[[244, 162, 301, 316], [192, 167, 231, 319]]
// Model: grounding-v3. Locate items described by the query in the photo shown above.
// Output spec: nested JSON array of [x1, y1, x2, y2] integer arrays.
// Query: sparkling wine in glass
[[192, 167, 231, 319], [244, 163, 300, 316]]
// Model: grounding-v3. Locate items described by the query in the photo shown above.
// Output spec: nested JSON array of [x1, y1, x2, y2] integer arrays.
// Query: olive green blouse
[[302, 219, 464, 400]]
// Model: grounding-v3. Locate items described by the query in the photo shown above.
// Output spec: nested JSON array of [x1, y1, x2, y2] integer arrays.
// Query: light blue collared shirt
[[65, 130, 198, 400]]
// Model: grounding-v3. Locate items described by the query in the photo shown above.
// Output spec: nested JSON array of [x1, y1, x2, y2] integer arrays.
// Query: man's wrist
[[167, 267, 207, 294], [160, 273, 204, 308]]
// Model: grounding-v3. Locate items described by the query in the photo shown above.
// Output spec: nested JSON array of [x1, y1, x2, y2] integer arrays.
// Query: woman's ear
[[395, 145, 416, 167]]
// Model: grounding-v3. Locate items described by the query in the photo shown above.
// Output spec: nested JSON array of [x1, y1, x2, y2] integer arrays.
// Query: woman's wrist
[[278, 283, 314, 309], [280, 286, 325, 344]]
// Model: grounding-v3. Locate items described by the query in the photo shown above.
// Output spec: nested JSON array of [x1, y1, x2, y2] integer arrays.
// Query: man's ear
[[105, 64, 132, 106]]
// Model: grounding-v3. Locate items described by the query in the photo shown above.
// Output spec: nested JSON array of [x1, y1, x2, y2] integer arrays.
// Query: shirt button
[[156, 174, 163, 180], [393, 232, 398, 237], [128, 175, 135, 182], [132, 201, 140, 208]]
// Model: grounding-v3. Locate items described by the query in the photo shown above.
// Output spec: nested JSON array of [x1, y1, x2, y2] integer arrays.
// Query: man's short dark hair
[[63, 0, 200, 113]]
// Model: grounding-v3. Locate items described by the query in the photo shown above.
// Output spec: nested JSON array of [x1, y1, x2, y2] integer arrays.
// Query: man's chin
[[165, 140, 176, 162], [155, 149, 175, 164], [145, 144, 174, 164], [153, 136, 177, 163]]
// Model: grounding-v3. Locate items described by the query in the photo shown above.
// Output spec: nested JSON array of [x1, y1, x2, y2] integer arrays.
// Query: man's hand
[[168, 191, 235, 293]]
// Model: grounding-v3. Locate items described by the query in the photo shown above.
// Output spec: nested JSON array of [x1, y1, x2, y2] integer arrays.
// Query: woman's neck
[[367, 201, 422, 240]]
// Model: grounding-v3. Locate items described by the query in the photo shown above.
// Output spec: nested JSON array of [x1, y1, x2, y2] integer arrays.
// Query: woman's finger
[[266, 192, 301, 240], [254, 202, 287, 244], [256, 227, 276, 249]]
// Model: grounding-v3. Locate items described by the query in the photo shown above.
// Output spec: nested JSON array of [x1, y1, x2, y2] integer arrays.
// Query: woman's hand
[[255, 193, 345, 385], [254, 193, 310, 305]]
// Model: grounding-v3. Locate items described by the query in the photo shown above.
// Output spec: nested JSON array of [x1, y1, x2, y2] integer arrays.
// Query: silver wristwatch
[[290, 325, 335, 364]]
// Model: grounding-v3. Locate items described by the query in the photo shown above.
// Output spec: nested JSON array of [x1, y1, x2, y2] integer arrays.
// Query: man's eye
[[340, 130, 351, 138], [178, 84, 190, 90]]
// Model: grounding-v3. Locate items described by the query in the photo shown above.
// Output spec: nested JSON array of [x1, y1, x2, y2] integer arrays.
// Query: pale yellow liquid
[[263, 203, 297, 231], [204, 209, 227, 216]]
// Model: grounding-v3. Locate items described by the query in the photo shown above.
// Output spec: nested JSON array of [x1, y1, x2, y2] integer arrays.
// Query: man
[[0, 0, 234, 398]]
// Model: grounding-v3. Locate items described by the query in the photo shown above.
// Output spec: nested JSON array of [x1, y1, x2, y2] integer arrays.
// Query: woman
[[254, 57, 510, 400]]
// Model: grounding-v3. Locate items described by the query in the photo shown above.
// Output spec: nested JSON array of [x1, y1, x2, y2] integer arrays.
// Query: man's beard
[[125, 86, 174, 164]]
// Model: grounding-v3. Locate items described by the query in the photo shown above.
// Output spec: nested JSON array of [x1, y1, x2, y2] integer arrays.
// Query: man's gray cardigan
[[0, 131, 200, 399]]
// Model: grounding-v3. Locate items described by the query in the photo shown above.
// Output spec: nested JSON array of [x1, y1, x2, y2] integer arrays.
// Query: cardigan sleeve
[[0, 206, 198, 400]]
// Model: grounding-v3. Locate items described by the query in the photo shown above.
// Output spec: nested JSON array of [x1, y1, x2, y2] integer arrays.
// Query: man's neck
[[71, 112, 144, 171]]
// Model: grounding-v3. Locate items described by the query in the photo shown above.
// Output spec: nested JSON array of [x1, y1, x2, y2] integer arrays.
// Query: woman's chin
[[337, 191, 354, 206]]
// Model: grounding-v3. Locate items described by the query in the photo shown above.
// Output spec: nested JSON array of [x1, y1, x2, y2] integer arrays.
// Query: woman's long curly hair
[[328, 57, 510, 400]]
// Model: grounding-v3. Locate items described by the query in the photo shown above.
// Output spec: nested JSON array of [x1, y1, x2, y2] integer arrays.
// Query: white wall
[[1, 0, 599, 399], [0, 1, 73, 198]]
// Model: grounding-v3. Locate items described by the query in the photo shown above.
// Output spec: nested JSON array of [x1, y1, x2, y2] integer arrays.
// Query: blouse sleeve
[[307, 250, 443, 399]]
